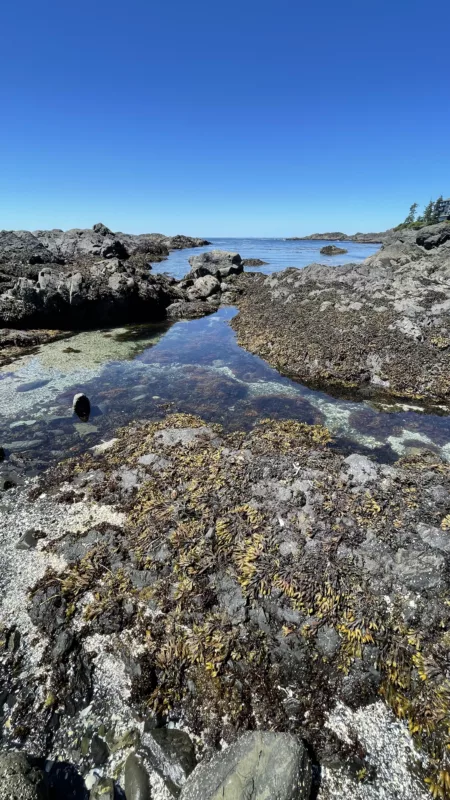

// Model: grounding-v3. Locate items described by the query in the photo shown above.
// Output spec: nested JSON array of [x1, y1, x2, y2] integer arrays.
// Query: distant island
[[286, 231, 390, 243]]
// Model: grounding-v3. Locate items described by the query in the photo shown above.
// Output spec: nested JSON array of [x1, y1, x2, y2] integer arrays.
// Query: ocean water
[[153, 237, 381, 279]]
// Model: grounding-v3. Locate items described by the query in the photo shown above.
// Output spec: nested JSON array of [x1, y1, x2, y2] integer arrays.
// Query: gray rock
[[179, 731, 311, 800], [124, 753, 151, 800], [186, 275, 221, 301], [188, 250, 243, 280], [90, 777, 115, 799], [91, 734, 110, 766], [416, 522, 450, 554], [393, 548, 445, 592], [141, 728, 196, 796], [343, 454, 378, 485], [215, 573, 247, 623], [316, 625, 341, 658], [15, 529, 39, 550], [0, 752, 48, 800]]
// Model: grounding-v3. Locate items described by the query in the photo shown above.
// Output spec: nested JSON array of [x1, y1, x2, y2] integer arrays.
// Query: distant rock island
[[287, 230, 392, 243]]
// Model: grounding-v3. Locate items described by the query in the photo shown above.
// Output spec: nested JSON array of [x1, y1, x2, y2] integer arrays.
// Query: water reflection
[[1, 307, 450, 478]]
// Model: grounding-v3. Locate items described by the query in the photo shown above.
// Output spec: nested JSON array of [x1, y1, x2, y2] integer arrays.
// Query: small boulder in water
[[73, 393, 91, 422]]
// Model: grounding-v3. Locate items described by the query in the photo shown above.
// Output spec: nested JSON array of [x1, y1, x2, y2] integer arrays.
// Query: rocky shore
[[0, 227, 247, 336], [1, 222, 450, 799], [1, 413, 447, 799], [233, 222, 450, 404]]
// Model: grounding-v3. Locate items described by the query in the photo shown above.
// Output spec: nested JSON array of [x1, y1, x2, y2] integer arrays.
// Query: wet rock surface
[[180, 731, 311, 800], [0, 413, 447, 798], [232, 222, 450, 403]]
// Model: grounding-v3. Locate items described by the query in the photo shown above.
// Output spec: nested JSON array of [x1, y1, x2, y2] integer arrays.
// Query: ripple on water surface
[[1, 307, 450, 476]]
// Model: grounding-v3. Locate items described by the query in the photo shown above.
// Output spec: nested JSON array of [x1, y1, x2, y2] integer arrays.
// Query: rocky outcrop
[[233, 222, 450, 402], [188, 250, 243, 279], [0, 259, 178, 328], [320, 245, 348, 255], [0, 224, 210, 290]]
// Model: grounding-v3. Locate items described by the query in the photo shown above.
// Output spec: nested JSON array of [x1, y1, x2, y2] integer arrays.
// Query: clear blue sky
[[1, 0, 449, 236]]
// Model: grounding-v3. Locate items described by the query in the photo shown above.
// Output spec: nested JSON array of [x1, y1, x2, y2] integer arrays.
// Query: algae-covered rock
[[179, 731, 311, 800], [0, 752, 48, 800]]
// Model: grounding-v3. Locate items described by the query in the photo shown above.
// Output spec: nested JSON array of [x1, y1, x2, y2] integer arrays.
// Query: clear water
[[2, 306, 450, 480], [153, 237, 381, 279]]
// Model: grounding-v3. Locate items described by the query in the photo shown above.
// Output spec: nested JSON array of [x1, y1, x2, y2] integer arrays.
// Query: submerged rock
[[179, 731, 311, 800]]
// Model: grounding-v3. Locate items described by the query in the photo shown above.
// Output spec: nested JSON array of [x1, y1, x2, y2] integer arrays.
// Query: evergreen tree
[[404, 202, 419, 225], [432, 196, 444, 223], [423, 199, 435, 225]]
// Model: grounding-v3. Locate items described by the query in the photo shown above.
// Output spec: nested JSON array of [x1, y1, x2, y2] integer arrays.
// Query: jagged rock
[[141, 728, 196, 796], [188, 250, 243, 280], [186, 275, 221, 300], [90, 734, 109, 766], [179, 731, 311, 800]]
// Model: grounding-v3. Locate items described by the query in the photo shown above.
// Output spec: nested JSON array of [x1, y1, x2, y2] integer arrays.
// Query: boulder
[[179, 731, 311, 800], [0, 752, 48, 800], [188, 250, 243, 280], [186, 275, 221, 301]]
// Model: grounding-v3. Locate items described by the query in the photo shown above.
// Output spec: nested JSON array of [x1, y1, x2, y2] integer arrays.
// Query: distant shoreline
[[286, 231, 390, 244]]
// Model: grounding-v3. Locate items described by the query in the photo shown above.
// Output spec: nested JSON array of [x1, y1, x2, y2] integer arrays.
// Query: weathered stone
[[179, 731, 311, 800], [141, 728, 196, 796], [124, 753, 151, 800], [90, 734, 110, 766], [186, 275, 221, 301], [0, 752, 48, 800]]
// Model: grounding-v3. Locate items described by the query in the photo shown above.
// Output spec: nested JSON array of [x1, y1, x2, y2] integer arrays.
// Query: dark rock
[[141, 728, 196, 796], [15, 529, 39, 550], [179, 731, 311, 800], [90, 734, 110, 766], [241, 258, 268, 267], [92, 223, 113, 237], [320, 244, 348, 255], [73, 393, 91, 422], [0, 751, 48, 800], [0, 446, 4, 462], [166, 300, 215, 320], [124, 753, 151, 800], [315, 625, 341, 658]]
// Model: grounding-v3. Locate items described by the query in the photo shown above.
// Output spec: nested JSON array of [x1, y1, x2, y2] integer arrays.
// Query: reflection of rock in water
[[73, 393, 91, 422]]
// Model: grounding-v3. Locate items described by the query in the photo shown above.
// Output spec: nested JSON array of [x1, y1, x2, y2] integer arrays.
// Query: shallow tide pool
[[1, 306, 450, 481]]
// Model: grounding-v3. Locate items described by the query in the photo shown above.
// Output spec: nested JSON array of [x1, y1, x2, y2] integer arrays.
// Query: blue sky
[[1, 0, 449, 236]]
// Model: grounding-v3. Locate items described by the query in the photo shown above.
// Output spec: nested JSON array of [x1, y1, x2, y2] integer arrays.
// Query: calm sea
[[153, 237, 381, 279]]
